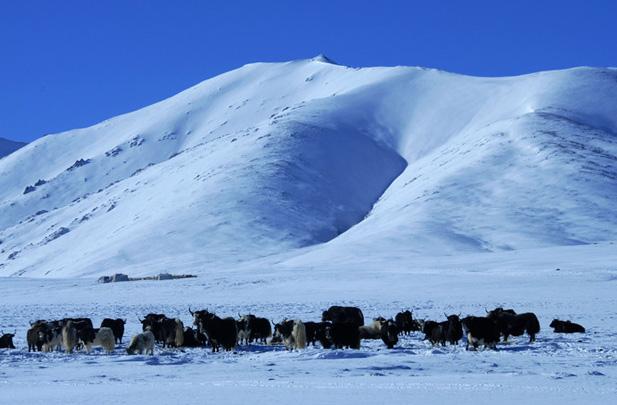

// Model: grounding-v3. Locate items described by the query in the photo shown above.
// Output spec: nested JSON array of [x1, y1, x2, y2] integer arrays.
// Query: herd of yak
[[0, 306, 586, 355]]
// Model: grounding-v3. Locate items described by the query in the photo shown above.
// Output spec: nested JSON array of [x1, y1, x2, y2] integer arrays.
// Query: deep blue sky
[[2, 0, 616, 142]]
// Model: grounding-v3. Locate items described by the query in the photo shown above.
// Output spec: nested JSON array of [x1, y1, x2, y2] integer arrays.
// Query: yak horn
[[189, 307, 194, 316]]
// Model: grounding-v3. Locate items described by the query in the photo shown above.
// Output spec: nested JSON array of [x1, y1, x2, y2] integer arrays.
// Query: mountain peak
[[310, 54, 338, 65]]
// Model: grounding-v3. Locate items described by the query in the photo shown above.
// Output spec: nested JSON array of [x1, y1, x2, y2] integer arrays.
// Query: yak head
[[487, 307, 516, 318], [126, 335, 140, 355], [445, 313, 462, 323], [383, 320, 399, 340], [374, 316, 387, 325], [192, 310, 216, 334], [0, 331, 16, 349], [236, 317, 249, 333], [273, 319, 294, 340]]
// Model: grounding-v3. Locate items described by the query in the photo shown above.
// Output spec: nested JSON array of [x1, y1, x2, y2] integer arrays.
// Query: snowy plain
[[2, 243, 617, 404], [0, 56, 616, 403]]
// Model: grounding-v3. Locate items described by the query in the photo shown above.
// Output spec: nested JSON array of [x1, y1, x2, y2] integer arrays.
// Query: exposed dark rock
[[67, 158, 91, 171], [129, 136, 145, 147], [44, 227, 70, 243], [105, 146, 123, 157]]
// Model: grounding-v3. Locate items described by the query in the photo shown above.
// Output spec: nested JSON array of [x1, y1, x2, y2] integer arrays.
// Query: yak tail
[[527, 314, 541, 335], [62, 321, 76, 354], [102, 339, 114, 354], [175, 319, 185, 347], [293, 320, 306, 349]]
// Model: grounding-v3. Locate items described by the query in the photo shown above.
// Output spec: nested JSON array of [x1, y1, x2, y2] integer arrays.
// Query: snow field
[[1, 243, 616, 404]]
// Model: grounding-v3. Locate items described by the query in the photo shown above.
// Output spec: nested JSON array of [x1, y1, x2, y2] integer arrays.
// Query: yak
[[301, 321, 333, 348], [423, 320, 445, 345], [443, 314, 463, 345], [62, 321, 78, 354], [237, 314, 272, 345], [0, 331, 16, 349], [192, 309, 237, 352], [273, 319, 306, 350], [331, 322, 361, 349], [461, 316, 500, 350], [84, 327, 115, 354], [100, 318, 126, 344], [322, 306, 364, 327], [126, 330, 155, 355], [182, 327, 205, 347], [394, 310, 414, 335], [550, 319, 585, 333], [359, 318, 386, 340], [487, 308, 540, 343], [381, 320, 399, 349]]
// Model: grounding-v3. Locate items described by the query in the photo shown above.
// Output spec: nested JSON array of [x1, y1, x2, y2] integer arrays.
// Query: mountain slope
[[0, 58, 616, 277], [0, 137, 26, 158]]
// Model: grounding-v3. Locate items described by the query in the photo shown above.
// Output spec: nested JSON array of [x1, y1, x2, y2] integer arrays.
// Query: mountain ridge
[[0, 58, 616, 277]]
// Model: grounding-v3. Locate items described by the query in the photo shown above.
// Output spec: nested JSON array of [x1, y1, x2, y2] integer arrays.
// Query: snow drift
[[0, 57, 616, 277]]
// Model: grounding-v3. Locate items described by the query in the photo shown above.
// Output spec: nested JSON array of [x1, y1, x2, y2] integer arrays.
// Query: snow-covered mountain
[[0, 137, 26, 159], [1, 56, 616, 277]]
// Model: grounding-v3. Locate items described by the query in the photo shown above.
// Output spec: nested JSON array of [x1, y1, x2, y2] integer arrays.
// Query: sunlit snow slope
[[0, 57, 615, 277]]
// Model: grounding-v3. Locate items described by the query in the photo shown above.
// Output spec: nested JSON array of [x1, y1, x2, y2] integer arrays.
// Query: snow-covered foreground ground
[[1, 243, 616, 404]]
